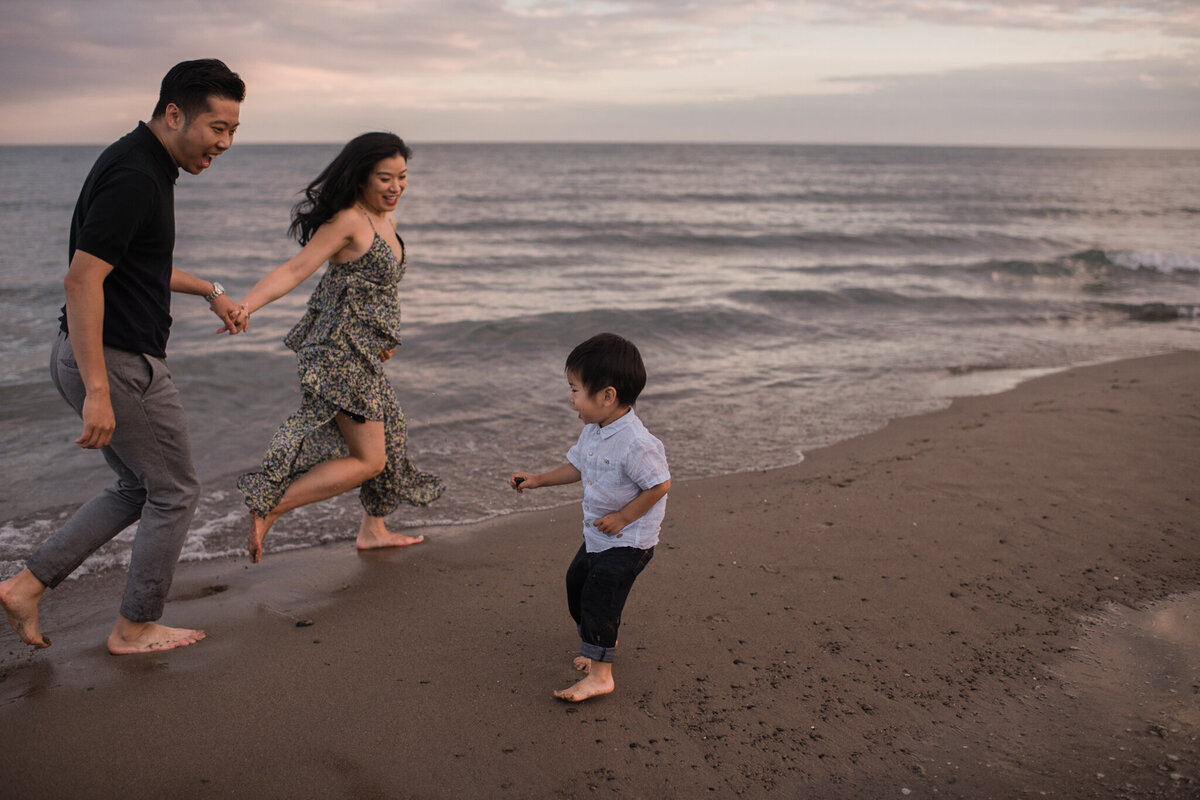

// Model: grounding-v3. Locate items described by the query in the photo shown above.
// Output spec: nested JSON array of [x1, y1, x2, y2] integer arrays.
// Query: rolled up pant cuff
[[580, 641, 616, 663]]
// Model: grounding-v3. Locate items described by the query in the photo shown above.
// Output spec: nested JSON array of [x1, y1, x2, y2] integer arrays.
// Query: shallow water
[[1, 143, 1198, 574]]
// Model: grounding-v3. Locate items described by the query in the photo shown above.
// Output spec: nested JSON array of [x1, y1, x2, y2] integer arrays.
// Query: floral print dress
[[238, 231, 444, 519]]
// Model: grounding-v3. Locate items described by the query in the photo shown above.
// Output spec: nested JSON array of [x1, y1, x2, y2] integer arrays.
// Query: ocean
[[1, 142, 1198, 577]]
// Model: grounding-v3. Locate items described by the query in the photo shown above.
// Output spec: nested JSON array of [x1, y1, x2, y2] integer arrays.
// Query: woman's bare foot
[[0, 570, 49, 648], [573, 656, 591, 673], [107, 617, 205, 655], [248, 511, 275, 563], [356, 515, 425, 550]]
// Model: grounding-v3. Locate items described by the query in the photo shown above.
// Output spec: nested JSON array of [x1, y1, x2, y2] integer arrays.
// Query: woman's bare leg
[[248, 414, 387, 562]]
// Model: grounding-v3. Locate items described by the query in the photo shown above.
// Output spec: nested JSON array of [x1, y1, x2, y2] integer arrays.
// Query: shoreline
[[2, 351, 1198, 798], [0, 358, 1087, 574]]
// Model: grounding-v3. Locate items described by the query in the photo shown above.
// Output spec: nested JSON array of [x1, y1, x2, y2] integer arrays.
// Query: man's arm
[[64, 250, 116, 449], [171, 267, 242, 333]]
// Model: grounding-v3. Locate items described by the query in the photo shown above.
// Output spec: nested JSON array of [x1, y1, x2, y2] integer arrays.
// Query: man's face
[[171, 96, 241, 175]]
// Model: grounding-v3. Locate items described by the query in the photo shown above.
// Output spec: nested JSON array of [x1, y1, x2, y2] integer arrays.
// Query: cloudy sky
[[2, 0, 1198, 147]]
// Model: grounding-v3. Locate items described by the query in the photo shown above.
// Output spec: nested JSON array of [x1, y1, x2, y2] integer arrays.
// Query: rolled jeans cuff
[[579, 638, 616, 663]]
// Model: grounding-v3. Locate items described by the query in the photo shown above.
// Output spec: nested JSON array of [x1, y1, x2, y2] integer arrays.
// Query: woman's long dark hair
[[289, 132, 413, 245]]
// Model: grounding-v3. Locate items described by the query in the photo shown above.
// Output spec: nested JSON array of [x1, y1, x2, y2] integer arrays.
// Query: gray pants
[[28, 332, 200, 622]]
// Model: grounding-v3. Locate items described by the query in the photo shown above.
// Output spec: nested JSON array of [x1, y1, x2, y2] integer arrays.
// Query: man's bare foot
[[573, 656, 591, 673], [554, 672, 615, 702], [356, 515, 425, 550], [107, 619, 206, 655], [0, 570, 49, 648], [248, 511, 274, 563]]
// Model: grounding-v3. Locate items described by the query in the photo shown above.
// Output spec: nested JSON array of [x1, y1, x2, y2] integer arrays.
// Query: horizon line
[[2, 139, 1198, 153]]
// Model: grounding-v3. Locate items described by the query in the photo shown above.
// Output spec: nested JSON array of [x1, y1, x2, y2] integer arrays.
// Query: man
[[0, 59, 246, 654]]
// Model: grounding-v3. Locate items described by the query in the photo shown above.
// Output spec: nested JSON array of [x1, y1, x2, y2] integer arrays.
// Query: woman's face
[[359, 154, 407, 214]]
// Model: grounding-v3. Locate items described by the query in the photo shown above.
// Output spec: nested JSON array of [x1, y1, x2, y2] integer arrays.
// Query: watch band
[[204, 281, 225, 303]]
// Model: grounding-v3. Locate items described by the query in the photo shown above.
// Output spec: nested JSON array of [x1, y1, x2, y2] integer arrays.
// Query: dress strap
[[356, 204, 382, 239]]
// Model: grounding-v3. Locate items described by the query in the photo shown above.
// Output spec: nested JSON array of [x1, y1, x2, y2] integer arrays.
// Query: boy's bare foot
[[356, 515, 425, 550], [554, 672, 615, 702], [107, 619, 206, 655], [0, 571, 49, 648], [573, 656, 591, 673]]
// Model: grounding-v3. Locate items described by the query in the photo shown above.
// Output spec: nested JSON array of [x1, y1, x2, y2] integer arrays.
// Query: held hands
[[219, 300, 252, 334], [211, 294, 248, 334]]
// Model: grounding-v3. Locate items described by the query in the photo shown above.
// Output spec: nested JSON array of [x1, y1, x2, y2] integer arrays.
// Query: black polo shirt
[[60, 122, 179, 358]]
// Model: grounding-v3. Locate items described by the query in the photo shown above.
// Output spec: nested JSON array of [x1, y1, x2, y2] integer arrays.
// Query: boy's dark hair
[[289, 132, 413, 245], [566, 332, 647, 407], [151, 59, 245, 122]]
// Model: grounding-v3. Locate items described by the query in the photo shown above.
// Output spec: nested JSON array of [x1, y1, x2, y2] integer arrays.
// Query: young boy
[[510, 332, 670, 702]]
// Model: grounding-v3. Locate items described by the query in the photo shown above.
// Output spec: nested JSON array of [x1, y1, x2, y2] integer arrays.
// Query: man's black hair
[[151, 59, 245, 121]]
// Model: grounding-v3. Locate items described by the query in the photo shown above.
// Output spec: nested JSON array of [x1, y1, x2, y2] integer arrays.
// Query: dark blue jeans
[[565, 543, 654, 663]]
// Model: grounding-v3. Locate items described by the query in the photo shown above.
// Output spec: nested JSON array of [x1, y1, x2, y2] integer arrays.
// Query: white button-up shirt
[[566, 409, 670, 553]]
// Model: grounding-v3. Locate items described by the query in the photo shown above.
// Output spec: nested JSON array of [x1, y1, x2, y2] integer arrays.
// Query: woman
[[235, 132, 443, 562]]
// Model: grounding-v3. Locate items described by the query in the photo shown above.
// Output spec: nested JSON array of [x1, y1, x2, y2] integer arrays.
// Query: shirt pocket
[[589, 454, 623, 486]]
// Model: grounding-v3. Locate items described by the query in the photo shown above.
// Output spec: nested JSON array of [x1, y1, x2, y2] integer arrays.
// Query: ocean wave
[[1108, 250, 1200, 274], [971, 249, 1200, 280], [728, 287, 939, 310], [418, 305, 773, 350], [1098, 302, 1200, 322], [408, 290, 1044, 358], [417, 225, 974, 253]]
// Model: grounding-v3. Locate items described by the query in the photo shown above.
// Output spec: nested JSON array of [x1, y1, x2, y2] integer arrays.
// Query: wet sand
[[1, 351, 1198, 798]]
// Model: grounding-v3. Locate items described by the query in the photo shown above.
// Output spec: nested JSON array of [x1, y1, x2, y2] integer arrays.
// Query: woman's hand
[[380, 347, 396, 362], [211, 294, 246, 334], [225, 301, 251, 333]]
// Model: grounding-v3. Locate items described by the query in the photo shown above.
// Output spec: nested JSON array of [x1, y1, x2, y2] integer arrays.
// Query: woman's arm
[[238, 210, 364, 315]]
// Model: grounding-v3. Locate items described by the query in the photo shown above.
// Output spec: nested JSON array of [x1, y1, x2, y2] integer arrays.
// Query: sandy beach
[[2, 351, 1197, 799]]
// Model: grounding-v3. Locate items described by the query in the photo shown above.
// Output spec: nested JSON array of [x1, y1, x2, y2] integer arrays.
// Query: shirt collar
[[135, 121, 180, 184], [598, 408, 637, 439]]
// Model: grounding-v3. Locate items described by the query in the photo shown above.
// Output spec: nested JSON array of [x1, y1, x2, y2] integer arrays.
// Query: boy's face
[[567, 371, 619, 426]]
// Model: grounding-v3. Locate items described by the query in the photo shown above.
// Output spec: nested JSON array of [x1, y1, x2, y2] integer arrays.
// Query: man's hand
[[211, 294, 245, 334], [77, 393, 116, 449]]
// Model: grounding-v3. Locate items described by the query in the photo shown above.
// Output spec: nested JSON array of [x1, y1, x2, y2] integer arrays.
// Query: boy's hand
[[593, 513, 628, 536], [510, 473, 534, 493]]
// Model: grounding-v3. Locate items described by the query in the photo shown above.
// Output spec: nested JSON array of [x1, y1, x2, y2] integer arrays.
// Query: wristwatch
[[204, 281, 225, 303]]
